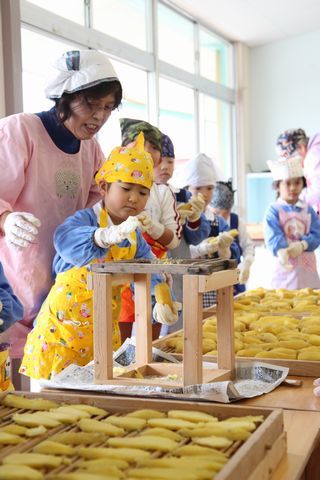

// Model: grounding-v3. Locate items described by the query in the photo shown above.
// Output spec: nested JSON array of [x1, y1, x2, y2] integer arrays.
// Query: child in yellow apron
[[20, 133, 179, 380], [0, 262, 24, 390]]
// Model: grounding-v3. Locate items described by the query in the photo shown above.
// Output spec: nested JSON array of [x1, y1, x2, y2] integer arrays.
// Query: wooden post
[[93, 273, 113, 383], [183, 274, 203, 385], [134, 273, 152, 365], [216, 286, 235, 376]]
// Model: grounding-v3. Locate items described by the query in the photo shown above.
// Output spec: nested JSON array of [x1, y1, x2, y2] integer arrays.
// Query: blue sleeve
[[263, 204, 288, 255], [217, 216, 241, 261], [53, 209, 107, 274], [183, 214, 211, 245], [302, 207, 320, 251], [0, 264, 24, 333]]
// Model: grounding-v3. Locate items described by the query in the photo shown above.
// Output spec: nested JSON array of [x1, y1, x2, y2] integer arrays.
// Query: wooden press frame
[[91, 263, 238, 387]]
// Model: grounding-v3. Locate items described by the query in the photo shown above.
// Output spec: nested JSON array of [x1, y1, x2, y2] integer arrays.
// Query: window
[[27, 0, 85, 24], [158, 3, 194, 73], [97, 59, 148, 156], [199, 28, 233, 87], [199, 93, 233, 178], [159, 77, 195, 159], [92, 0, 148, 51], [21, 28, 75, 113]]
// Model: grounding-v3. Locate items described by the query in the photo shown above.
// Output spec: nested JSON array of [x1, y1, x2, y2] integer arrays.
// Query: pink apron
[[271, 206, 320, 289]]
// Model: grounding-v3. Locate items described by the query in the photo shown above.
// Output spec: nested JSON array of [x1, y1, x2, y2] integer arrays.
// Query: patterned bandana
[[212, 180, 235, 210], [161, 134, 175, 158], [276, 129, 308, 157], [45, 50, 119, 100], [267, 156, 304, 181], [95, 132, 153, 190], [120, 118, 162, 153]]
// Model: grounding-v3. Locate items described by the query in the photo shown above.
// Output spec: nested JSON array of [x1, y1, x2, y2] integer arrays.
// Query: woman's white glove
[[3, 212, 41, 250], [138, 212, 165, 239], [238, 255, 254, 284], [94, 216, 140, 248], [217, 232, 234, 259], [287, 240, 308, 258], [277, 248, 293, 271], [190, 238, 219, 259], [153, 301, 182, 326]]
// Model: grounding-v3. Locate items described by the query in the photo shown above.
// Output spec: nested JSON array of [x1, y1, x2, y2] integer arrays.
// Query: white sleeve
[[238, 218, 255, 261], [159, 185, 182, 249]]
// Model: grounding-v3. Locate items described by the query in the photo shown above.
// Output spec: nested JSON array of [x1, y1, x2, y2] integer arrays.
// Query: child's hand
[[137, 212, 165, 239], [94, 216, 140, 247], [287, 240, 308, 258], [187, 193, 206, 222], [217, 232, 234, 259], [277, 248, 293, 270], [153, 301, 182, 325]]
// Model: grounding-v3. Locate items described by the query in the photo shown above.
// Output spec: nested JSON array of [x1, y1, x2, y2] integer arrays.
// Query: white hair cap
[[267, 155, 304, 181], [44, 49, 118, 99], [170, 153, 222, 189]]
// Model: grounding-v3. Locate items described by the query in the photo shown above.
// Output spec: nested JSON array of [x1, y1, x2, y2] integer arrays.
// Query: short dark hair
[[272, 177, 307, 198], [55, 80, 122, 123]]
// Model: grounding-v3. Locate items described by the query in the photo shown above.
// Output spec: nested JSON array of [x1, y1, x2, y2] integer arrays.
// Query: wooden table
[[238, 376, 320, 480]]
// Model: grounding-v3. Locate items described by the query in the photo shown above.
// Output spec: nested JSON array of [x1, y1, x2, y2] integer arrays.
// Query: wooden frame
[[91, 260, 238, 386], [0, 390, 286, 480]]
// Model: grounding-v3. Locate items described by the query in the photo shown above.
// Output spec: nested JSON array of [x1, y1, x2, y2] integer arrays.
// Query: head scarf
[[170, 153, 221, 189], [161, 133, 175, 158], [45, 50, 118, 99], [267, 156, 304, 181], [95, 132, 153, 190], [212, 180, 235, 210], [276, 129, 308, 157], [120, 118, 162, 152]]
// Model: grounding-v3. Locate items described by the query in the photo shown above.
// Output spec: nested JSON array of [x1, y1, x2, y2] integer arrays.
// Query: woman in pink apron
[[264, 156, 320, 289]]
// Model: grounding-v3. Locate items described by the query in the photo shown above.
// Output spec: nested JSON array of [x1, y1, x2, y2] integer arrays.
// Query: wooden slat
[[93, 273, 113, 383], [134, 273, 152, 365], [182, 275, 203, 385], [198, 269, 239, 292], [216, 286, 235, 376]]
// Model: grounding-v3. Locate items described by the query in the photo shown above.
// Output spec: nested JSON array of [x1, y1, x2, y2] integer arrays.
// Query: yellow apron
[[20, 208, 137, 380]]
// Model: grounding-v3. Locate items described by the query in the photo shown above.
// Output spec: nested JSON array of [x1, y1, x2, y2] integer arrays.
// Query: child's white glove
[[238, 255, 254, 284], [287, 240, 308, 258], [186, 194, 206, 222], [217, 232, 234, 259], [153, 301, 182, 325], [3, 212, 41, 250], [138, 212, 165, 239], [190, 238, 219, 259], [94, 216, 140, 248], [277, 248, 293, 270]]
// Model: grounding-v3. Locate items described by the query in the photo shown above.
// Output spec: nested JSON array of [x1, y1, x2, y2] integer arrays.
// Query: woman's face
[[100, 181, 149, 225], [153, 156, 174, 184], [188, 185, 214, 206], [278, 177, 304, 204], [64, 92, 116, 140]]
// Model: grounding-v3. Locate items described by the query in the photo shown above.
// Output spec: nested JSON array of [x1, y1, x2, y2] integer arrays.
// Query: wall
[[249, 29, 320, 172]]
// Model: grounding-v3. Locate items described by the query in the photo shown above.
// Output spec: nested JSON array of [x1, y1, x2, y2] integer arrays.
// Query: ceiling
[[170, 0, 320, 47]]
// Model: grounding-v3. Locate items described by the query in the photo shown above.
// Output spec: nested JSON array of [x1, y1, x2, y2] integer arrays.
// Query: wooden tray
[[0, 391, 285, 480]]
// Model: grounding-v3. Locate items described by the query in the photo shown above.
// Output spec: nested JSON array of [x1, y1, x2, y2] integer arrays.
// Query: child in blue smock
[[0, 262, 23, 390], [20, 133, 180, 380], [264, 155, 320, 290]]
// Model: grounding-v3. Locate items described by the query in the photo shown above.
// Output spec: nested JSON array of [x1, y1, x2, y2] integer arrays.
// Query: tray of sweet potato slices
[[0, 391, 285, 480]]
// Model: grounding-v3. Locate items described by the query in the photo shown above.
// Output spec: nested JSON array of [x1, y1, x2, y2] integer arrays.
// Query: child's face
[[153, 156, 174, 184], [100, 181, 150, 224], [278, 177, 304, 204], [188, 185, 214, 206], [212, 207, 230, 221]]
